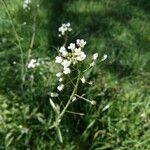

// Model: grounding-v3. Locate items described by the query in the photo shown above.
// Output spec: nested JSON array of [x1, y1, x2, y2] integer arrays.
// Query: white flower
[[89, 81, 93, 85], [74, 47, 82, 55], [62, 59, 71, 67], [62, 51, 68, 57], [81, 76, 86, 83], [29, 59, 36, 64], [101, 54, 107, 61], [23, 22, 26, 25], [57, 84, 64, 91], [66, 22, 72, 31], [63, 67, 71, 74], [93, 53, 99, 60], [59, 46, 66, 53], [50, 92, 58, 97], [90, 61, 95, 67], [29, 60, 39, 68], [68, 43, 76, 50], [55, 56, 63, 64], [27, 59, 38, 68], [58, 26, 67, 35], [13, 61, 16, 64], [59, 46, 68, 56], [141, 113, 146, 117], [58, 23, 72, 36], [36, 62, 40, 66], [76, 39, 86, 48], [56, 72, 62, 77], [58, 77, 63, 82], [66, 22, 70, 27], [76, 52, 86, 61]]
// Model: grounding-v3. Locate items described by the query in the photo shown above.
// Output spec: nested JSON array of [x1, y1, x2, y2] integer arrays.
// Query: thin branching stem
[[52, 70, 81, 143], [66, 110, 85, 116], [57, 70, 80, 120], [75, 94, 91, 103]]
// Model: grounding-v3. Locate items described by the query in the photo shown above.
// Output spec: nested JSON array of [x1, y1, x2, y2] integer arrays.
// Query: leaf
[[5, 132, 14, 148]]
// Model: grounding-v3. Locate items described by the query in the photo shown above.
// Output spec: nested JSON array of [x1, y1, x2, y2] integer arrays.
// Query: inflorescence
[[53, 22, 107, 95]]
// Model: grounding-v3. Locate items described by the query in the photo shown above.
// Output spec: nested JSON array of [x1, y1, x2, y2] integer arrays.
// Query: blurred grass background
[[0, 0, 150, 149]]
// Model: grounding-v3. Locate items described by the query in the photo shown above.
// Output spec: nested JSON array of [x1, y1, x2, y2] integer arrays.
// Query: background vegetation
[[0, 0, 150, 149]]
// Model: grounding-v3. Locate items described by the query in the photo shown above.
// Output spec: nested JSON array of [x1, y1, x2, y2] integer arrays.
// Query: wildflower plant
[[49, 23, 107, 143]]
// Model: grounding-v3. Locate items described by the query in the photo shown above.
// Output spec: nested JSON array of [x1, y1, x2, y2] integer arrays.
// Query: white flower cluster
[[55, 39, 87, 91], [58, 23, 72, 37], [27, 58, 53, 69], [23, 0, 31, 10], [27, 59, 40, 68], [51, 23, 107, 95]]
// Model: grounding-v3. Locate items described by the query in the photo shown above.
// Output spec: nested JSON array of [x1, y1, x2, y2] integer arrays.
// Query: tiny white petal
[[88, 81, 93, 85], [93, 53, 99, 60], [66, 22, 70, 27], [76, 52, 86, 61], [27, 59, 38, 68], [59, 46, 66, 53], [76, 39, 86, 48], [62, 51, 68, 57], [141, 113, 146, 117], [58, 77, 63, 82], [68, 43, 76, 50], [81, 76, 86, 83], [13, 61, 16, 64], [62, 59, 71, 67], [56, 72, 62, 77], [74, 48, 82, 55], [63, 67, 71, 74], [55, 56, 63, 64], [76, 39, 80, 45], [101, 54, 107, 61], [57, 84, 64, 91], [50, 92, 59, 97]]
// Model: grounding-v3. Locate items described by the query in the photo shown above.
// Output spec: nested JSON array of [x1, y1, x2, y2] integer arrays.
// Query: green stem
[[63, 34, 68, 47], [75, 94, 91, 103], [56, 125, 63, 143], [52, 71, 80, 143], [57, 70, 80, 121], [24, 16, 36, 81]]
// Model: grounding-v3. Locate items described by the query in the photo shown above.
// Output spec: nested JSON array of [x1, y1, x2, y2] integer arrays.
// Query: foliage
[[0, 0, 150, 149]]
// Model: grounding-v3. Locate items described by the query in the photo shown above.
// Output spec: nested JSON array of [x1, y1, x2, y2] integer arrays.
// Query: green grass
[[0, 0, 150, 149]]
